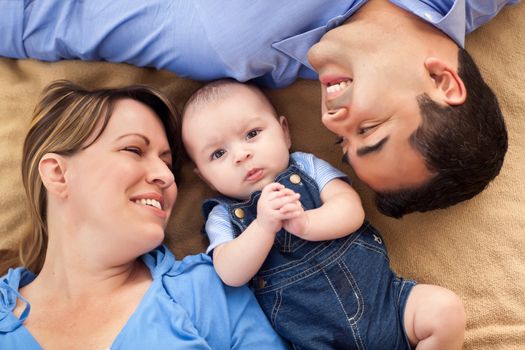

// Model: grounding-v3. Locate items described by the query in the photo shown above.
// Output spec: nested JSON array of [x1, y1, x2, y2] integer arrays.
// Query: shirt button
[[289, 174, 301, 184], [234, 208, 245, 219]]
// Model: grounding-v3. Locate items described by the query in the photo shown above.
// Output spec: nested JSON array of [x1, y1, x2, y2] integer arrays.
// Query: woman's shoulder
[[143, 245, 219, 289], [0, 268, 35, 333]]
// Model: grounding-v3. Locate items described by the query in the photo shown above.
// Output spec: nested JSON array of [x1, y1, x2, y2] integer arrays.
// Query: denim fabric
[[203, 162, 415, 349]]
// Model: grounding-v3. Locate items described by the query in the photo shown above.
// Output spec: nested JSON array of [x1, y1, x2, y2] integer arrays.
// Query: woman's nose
[[147, 160, 175, 189]]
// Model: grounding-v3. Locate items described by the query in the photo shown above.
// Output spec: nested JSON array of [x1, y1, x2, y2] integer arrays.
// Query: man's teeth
[[135, 198, 162, 210], [327, 80, 350, 94]]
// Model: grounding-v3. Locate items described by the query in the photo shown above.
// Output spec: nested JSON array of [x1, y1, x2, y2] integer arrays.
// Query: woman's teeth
[[135, 198, 162, 210]]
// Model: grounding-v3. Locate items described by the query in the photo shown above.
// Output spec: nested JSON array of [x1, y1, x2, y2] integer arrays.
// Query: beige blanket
[[1, 2, 523, 348]]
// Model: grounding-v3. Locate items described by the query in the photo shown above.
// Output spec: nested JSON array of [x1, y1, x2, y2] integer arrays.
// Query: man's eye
[[358, 125, 377, 135], [246, 129, 260, 139], [124, 146, 142, 155], [211, 149, 226, 160]]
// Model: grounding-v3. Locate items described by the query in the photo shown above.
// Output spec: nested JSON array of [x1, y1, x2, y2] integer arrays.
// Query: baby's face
[[182, 85, 291, 200]]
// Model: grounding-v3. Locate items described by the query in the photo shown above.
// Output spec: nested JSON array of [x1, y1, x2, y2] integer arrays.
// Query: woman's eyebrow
[[116, 133, 150, 145]]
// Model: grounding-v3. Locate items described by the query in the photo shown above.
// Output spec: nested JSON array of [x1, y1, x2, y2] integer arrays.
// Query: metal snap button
[[234, 208, 245, 219], [289, 173, 301, 184]]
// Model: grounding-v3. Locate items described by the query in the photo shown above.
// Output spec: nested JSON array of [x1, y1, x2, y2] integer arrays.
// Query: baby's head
[[182, 79, 291, 200]]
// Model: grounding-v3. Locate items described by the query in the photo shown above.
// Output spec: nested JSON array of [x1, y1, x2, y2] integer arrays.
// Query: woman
[[0, 81, 288, 349]]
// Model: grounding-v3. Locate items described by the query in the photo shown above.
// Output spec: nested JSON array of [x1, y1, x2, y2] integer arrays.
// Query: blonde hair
[[0, 80, 180, 275]]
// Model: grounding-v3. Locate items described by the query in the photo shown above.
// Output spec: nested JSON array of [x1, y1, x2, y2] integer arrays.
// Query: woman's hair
[[0, 80, 180, 275]]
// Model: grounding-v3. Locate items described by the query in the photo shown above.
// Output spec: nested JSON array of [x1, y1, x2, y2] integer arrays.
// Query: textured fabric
[[0, 0, 518, 87], [0, 2, 523, 349], [0, 246, 289, 349], [202, 160, 415, 348], [204, 152, 346, 253]]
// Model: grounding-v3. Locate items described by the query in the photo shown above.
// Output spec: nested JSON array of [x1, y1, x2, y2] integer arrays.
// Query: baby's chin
[[232, 177, 276, 201]]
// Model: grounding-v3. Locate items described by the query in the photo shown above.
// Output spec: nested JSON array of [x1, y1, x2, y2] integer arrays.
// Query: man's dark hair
[[376, 48, 508, 218]]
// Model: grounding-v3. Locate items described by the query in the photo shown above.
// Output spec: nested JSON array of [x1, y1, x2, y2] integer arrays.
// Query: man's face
[[307, 20, 434, 192]]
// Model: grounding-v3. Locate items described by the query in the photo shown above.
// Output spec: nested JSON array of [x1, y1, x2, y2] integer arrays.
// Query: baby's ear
[[193, 167, 217, 191], [39, 153, 69, 199], [279, 116, 292, 149]]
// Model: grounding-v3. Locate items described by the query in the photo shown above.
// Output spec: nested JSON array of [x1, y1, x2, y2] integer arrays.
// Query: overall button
[[257, 277, 266, 289], [234, 208, 245, 219], [289, 173, 301, 184]]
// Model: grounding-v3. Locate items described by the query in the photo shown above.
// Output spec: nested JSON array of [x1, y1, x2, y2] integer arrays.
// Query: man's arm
[[0, 1, 226, 80]]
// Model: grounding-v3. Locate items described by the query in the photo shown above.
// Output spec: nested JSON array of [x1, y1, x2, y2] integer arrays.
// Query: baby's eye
[[335, 137, 344, 145], [246, 129, 260, 139], [211, 149, 226, 160], [124, 146, 143, 156]]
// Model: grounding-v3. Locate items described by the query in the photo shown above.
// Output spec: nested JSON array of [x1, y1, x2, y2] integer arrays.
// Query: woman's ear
[[424, 57, 467, 105], [279, 116, 292, 149], [39, 153, 68, 198]]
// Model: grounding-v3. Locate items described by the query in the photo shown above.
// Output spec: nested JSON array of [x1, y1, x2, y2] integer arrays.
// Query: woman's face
[[64, 98, 177, 256]]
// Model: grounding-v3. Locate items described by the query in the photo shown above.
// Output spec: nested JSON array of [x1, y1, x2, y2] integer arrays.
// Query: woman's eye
[[211, 149, 226, 160], [124, 146, 142, 155], [246, 129, 260, 139]]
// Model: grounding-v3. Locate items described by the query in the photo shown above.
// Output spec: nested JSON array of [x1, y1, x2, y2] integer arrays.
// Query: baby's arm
[[284, 178, 365, 241], [213, 183, 300, 287]]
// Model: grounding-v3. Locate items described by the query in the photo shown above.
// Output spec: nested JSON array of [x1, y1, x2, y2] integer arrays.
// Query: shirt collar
[[272, 0, 465, 74]]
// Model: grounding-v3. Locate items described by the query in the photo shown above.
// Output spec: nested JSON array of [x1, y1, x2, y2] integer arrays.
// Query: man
[[0, 0, 517, 217]]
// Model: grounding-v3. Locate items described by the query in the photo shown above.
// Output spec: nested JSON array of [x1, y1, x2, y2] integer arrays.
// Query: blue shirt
[[0, 245, 289, 349], [0, 0, 518, 87], [205, 152, 347, 253]]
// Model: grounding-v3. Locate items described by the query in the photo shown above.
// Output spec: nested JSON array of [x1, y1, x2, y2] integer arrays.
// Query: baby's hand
[[282, 199, 308, 236], [256, 183, 301, 233]]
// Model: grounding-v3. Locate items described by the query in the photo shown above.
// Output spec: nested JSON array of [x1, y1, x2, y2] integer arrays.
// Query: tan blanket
[[1, 2, 523, 348]]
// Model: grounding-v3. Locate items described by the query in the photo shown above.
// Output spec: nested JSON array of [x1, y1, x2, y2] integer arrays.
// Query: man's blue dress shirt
[[0, 0, 519, 87]]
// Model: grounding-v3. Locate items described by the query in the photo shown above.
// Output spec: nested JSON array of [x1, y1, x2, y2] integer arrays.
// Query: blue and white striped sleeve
[[205, 204, 236, 254], [291, 152, 348, 191]]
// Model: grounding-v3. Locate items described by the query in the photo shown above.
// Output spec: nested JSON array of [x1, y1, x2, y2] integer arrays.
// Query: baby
[[182, 79, 465, 350]]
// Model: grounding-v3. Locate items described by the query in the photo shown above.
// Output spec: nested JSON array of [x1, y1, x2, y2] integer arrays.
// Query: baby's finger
[[262, 182, 285, 195], [269, 193, 302, 209], [280, 210, 303, 220], [279, 202, 301, 214]]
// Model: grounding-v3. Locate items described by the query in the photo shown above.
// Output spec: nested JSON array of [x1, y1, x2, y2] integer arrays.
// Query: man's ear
[[39, 153, 68, 199], [279, 116, 292, 149], [193, 167, 217, 191], [424, 57, 466, 105]]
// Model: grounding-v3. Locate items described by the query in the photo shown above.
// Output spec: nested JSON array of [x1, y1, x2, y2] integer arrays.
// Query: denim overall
[[203, 162, 415, 350]]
